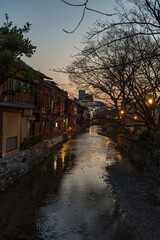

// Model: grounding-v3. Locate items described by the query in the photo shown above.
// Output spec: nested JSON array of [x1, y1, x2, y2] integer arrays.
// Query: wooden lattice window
[[6, 136, 18, 152]]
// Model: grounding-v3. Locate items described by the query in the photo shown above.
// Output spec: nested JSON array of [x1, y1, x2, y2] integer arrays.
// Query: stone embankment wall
[[0, 135, 64, 191], [116, 134, 160, 180]]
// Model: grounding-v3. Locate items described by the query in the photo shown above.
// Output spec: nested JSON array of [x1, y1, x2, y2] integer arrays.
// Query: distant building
[[79, 90, 86, 100], [94, 101, 107, 111], [75, 90, 94, 119], [79, 90, 93, 102]]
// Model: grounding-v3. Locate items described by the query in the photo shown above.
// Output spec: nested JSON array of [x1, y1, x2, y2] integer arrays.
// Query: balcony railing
[[11, 92, 35, 104], [2, 92, 35, 105]]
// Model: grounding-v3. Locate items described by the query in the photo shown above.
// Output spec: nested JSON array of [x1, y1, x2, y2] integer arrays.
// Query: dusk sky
[[0, 0, 118, 97]]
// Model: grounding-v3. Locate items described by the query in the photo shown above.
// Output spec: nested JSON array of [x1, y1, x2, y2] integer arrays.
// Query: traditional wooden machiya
[[0, 60, 89, 157]]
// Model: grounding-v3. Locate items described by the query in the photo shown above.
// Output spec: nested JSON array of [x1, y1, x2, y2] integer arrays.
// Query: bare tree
[[55, 27, 160, 130], [62, 0, 160, 37], [59, 0, 160, 130]]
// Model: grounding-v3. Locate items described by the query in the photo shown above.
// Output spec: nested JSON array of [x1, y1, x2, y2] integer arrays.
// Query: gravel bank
[[105, 157, 160, 240]]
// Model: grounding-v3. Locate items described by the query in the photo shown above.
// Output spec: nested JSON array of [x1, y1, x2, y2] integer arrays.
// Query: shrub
[[135, 128, 150, 141], [121, 127, 131, 135], [152, 129, 160, 148]]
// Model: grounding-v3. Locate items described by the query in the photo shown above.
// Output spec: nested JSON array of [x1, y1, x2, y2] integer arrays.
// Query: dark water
[[0, 126, 136, 240]]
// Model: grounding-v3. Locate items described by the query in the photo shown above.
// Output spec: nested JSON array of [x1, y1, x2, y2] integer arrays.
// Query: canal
[[0, 126, 136, 240]]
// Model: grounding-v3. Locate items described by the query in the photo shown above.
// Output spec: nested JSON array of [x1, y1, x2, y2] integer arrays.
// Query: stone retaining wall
[[0, 134, 64, 191], [116, 134, 160, 180]]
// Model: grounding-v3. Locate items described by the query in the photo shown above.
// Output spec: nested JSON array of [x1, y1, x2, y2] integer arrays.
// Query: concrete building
[[75, 90, 94, 119]]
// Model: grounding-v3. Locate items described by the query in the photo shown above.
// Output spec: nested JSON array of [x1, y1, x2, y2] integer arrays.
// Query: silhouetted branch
[[63, 5, 86, 34], [61, 0, 86, 7], [61, 0, 115, 33]]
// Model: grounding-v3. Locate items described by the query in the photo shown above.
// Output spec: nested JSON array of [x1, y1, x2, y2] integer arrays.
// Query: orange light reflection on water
[[106, 137, 110, 148], [89, 127, 97, 134], [60, 142, 70, 169], [116, 152, 122, 161], [53, 155, 57, 170]]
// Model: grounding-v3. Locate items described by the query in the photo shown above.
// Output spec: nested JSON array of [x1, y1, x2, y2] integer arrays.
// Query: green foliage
[[104, 122, 131, 138], [0, 14, 36, 85], [121, 127, 131, 135], [152, 129, 160, 148], [135, 128, 150, 141], [14, 67, 39, 94], [14, 80, 34, 94]]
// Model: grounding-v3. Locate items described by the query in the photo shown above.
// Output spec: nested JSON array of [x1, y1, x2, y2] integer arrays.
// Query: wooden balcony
[[3, 92, 36, 105], [11, 92, 35, 104]]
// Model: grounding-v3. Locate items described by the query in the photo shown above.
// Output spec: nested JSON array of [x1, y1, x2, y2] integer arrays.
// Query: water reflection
[[0, 126, 136, 240], [116, 152, 122, 161], [106, 137, 111, 148], [54, 158, 57, 171], [89, 126, 98, 134]]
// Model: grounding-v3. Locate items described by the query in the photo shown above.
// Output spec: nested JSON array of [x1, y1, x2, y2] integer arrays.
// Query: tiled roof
[[16, 59, 52, 80]]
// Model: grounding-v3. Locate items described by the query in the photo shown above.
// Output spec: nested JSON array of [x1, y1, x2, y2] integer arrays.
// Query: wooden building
[[37, 80, 68, 140], [0, 60, 89, 157], [0, 61, 51, 156]]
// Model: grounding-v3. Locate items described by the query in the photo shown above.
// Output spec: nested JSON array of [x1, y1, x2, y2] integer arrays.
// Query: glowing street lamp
[[134, 115, 138, 120], [148, 98, 153, 105], [120, 110, 124, 115]]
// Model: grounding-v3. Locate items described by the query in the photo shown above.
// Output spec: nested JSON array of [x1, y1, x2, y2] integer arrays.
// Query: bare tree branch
[[61, 0, 115, 33]]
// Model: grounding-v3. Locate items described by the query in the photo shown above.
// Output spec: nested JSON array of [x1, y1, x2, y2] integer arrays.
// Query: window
[[6, 136, 18, 152]]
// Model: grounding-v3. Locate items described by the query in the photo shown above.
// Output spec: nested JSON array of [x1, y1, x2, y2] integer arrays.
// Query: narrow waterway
[[0, 126, 136, 240]]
